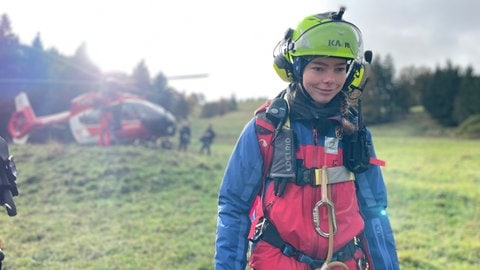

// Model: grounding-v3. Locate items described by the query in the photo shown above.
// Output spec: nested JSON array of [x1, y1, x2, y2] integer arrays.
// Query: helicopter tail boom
[[7, 92, 69, 144]]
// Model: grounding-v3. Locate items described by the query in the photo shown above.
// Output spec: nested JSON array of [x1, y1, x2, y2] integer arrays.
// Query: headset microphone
[[364, 50, 373, 64]]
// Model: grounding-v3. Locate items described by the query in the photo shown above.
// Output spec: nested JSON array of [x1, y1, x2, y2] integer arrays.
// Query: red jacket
[[249, 121, 363, 269]]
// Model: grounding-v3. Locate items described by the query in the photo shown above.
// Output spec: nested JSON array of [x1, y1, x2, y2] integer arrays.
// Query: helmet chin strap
[[298, 82, 316, 103], [287, 82, 317, 106]]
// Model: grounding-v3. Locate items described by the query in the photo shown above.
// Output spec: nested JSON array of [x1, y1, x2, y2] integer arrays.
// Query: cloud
[[346, 0, 480, 71], [2, 0, 480, 100]]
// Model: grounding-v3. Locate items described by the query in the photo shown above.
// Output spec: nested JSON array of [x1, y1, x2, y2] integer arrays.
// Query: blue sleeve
[[355, 129, 400, 270], [215, 119, 264, 270]]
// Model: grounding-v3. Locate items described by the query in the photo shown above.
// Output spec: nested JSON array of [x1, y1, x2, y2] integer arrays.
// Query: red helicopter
[[7, 90, 177, 146]]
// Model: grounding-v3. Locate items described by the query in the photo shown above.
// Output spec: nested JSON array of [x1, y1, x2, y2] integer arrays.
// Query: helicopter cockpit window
[[121, 103, 138, 121], [124, 102, 163, 121], [79, 109, 101, 125]]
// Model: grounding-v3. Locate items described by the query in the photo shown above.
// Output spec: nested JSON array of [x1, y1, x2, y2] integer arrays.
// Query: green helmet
[[290, 15, 363, 60], [273, 7, 365, 83]]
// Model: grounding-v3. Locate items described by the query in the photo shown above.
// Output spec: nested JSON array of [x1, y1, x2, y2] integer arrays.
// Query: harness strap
[[273, 165, 353, 197], [297, 165, 353, 186], [369, 157, 386, 167], [252, 217, 360, 269]]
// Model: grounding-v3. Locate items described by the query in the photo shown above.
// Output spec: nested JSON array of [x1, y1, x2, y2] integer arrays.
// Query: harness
[[250, 96, 380, 269], [252, 217, 366, 270]]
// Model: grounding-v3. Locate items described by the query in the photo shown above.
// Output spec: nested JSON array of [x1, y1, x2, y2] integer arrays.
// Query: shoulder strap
[[249, 97, 290, 220], [254, 106, 276, 183], [255, 96, 290, 180], [248, 102, 274, 235]]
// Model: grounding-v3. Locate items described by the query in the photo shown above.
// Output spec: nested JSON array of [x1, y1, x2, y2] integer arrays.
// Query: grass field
[[1, 101, 479, 269]]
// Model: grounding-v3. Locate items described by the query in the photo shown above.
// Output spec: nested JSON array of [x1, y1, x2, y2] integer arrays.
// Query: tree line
[[1, 13, 479, 140], [0, 14, 238, 140], [363, 54, 480, 131]]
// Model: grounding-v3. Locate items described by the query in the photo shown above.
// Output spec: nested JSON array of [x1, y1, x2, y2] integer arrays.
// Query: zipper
[[311, 126, 321, 257]]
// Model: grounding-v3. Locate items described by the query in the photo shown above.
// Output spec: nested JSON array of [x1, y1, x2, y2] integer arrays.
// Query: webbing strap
[[325, 166, 353, 184], [370, 157, 386, 167], [283, 95, 291, 129], [254, 218, 359, 269], [297, 166, 353, 186]]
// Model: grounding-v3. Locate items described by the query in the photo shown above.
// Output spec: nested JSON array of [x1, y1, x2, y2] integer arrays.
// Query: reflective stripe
[[297, 166, 353, 186], [325, 166, 353, 184]]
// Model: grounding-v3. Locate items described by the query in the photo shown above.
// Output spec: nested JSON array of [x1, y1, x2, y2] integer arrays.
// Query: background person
[[199, 123, 215, 155], [178, 121, 191, 151]]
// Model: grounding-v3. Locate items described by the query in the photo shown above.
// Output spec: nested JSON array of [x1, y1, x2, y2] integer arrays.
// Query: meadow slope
[[2, 101, 479, 269]]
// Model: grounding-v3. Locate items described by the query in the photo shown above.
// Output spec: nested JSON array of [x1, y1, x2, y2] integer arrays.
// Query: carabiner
[[312, 199, 338, 237], [357, 257, 369, 270]]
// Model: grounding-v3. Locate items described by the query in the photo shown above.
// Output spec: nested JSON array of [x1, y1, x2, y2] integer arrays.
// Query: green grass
[[5, 144, 224, 269], [2, 102, 479, 269], [373, 137, 479, 269]]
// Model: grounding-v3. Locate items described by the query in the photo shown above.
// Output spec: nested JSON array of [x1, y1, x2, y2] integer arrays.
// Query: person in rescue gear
[[215, 7, 399, 270], [98, 107, 113, 147]]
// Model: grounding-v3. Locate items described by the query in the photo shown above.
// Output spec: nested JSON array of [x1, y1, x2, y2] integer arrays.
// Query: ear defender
[[273, 28, 295, 82], [273, 54, 294, 82], [344, 50, 373, 96], [344, 60, 363, 92]]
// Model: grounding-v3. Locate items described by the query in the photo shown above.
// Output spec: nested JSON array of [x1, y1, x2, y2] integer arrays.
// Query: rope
[[316, 166, 348, 270]]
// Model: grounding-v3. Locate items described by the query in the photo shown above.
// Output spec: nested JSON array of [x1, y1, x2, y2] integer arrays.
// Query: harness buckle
[[282, 244, 296, 257], [283, 244, 326, 269], [251, 217, 268, 243]]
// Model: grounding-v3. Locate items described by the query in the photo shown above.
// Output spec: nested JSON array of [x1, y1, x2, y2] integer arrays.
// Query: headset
[[345, 50, 373, 97], [272, 28, 295, 83]]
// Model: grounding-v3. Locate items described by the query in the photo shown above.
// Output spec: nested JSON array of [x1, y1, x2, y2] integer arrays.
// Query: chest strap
[[273, 165, 353, 196], [296, 165, 353, 186]]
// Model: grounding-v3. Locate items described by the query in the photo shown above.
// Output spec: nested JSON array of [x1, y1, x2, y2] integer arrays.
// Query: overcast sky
[[2, 0, 479, 101]]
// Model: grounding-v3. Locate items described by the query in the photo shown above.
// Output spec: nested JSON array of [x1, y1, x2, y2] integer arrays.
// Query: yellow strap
[[283, 95, 291, 129]]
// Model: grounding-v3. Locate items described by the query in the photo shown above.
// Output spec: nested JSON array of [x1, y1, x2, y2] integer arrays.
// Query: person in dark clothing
[[199, 124, 215, 155], [0, 135, 20, 268], [178, 122, 191, 151]]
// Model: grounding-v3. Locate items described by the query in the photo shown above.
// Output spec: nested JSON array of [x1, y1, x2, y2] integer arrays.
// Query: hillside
[[2, 101, 479, 269]]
